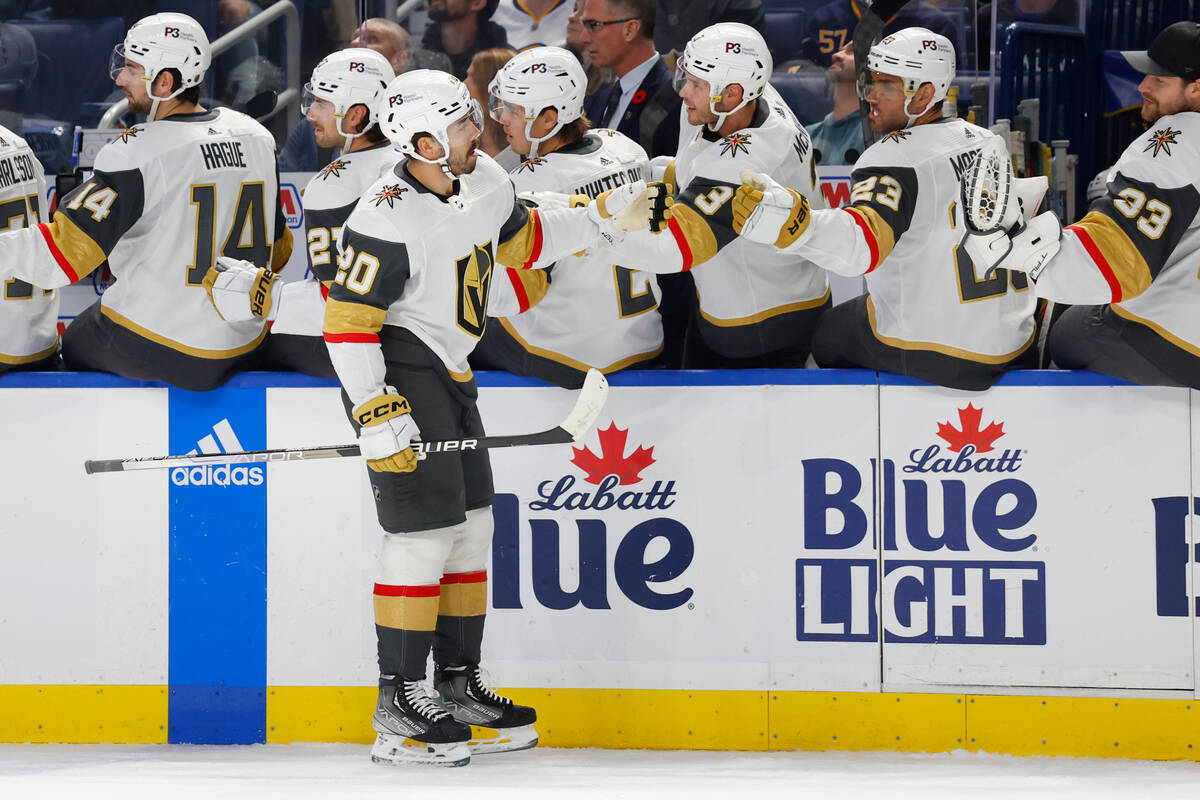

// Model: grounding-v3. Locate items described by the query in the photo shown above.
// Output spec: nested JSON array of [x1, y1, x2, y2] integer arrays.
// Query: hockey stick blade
[[83, 369, 610, 475]]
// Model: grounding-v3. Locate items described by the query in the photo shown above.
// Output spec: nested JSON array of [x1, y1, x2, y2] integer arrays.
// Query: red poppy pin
[[631, 89, 647, 104]]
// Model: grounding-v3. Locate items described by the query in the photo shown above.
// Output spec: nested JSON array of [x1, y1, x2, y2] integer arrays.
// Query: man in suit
[[578, 0, 680, 158]]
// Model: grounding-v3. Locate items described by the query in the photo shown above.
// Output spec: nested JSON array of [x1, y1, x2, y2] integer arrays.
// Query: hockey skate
[[434, 665, 539, 755], [370, 680, 472, 767]]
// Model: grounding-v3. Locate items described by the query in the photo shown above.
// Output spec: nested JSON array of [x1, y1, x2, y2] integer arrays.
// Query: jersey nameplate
[[200, 140, 248, 170]]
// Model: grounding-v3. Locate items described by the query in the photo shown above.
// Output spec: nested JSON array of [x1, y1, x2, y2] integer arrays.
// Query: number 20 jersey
[[0, 108, 288, 357], [0, 126, 53, 368]]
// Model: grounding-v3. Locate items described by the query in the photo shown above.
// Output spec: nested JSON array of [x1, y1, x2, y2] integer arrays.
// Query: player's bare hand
[[203, 256, 280, 322], [733, 171, 811, 249]]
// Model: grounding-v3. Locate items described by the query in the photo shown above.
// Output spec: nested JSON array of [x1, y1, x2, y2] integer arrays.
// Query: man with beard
[[806, 42, 865, 166], [421, 0, 511, 79], [323, 69, 659, 766], [966, 22, 1200, 389], [0, 11, 291, 391]]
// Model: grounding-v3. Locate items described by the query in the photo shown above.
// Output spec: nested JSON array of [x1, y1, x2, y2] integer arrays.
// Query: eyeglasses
[[580, 17, 636, 32]]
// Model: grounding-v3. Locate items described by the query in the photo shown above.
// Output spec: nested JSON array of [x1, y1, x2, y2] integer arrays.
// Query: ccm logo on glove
[[355, 395, 412, 427]]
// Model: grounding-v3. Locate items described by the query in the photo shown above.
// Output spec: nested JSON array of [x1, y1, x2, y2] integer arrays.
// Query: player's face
[[306, 97, 344, 148], [1137, 73, 1190, 122], [445, 113, 483, 175], [495, 100, 534, 155], [677, 71, 718, 127], [862, 71, 909, 133], [114, 59, 152, 114]]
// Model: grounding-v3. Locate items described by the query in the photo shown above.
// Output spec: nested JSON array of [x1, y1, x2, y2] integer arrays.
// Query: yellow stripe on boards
[[0, 685, 167, 743], [771, 691, 966, 752]]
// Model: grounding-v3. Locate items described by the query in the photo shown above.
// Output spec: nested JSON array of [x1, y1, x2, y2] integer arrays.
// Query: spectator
[[807, 43, 865, 165], [977, 0, 1081, 55], [579, 0, 680, 158], [803, 0, 960, 68], [653, 0, 765, 57], [565, 0, 614, 103], [464, 46, 516, 159], [421, 0, 510, 79], [352, 16, 413, 74], [493, 0, 572, 50]]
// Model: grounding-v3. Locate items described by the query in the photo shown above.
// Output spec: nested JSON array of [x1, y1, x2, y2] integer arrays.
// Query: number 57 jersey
[[0, 107, 290, 358]]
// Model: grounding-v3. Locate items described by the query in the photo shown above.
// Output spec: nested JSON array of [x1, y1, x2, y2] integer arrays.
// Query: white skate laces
[[468, 667, 507, 705], [404, 680, 452, 720]]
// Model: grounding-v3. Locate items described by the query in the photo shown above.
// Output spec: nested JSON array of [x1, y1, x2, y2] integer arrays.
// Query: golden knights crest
[[319, 159, 350, 180], [116, 126, 142, 144], [372, 183, 409, 208], [1144, 127, 1181, 158], [882, 130, 912, 144], [518, 157, 547, 173], [719, 132, 752, 157], [455, 241, 494, 337]]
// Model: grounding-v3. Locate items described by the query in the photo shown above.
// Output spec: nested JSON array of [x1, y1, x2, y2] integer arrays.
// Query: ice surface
[[2, 745, 1199, 800]]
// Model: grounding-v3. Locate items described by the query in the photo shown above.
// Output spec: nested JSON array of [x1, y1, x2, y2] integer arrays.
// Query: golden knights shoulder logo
[[319, 159, 349, 180], [719, 132, 752, 157], [1144, 127, 1181, 157], [455, 241, 494, 337], [116, 126, 142, 144], [518, 157, 547, 173], [882, 129, 912, 144], [372, 183, 408, 208]]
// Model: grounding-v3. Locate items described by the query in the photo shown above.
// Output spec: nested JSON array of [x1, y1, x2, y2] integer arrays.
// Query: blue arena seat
[[996, 23, 1085, 148], [768, 71, 831, 126], [9, 18, 125, 124], [764, 10, 808, 65]]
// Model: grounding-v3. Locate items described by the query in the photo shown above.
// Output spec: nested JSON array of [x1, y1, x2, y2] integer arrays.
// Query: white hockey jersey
[[0, 107, 290, 358], [490, 0, 572, 51], [271, 141, 401, 339], [491, 130, 662, 371], [1034, 111, 1200, 354], [0, 127, 54, 368], [787, 117, 1037, 362], [606, 84, 829, 335], [323, 153, 617, 407]]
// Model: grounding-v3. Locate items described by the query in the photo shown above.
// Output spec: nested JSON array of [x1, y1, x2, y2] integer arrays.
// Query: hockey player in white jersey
[[0, 12, 291, 391], [209, 48, 398, 378], [0, 127, 57, 374], [970, 21, 1200, 388], [734, 28, 1038, 389], [471, 46, 662, 387], [601, 23, 831, 367], [320, 69, 658, 767]]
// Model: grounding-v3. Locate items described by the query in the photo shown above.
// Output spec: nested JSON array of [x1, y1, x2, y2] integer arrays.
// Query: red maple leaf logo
[[570, 423, 655, 485], [936, 404, 1005, 454]]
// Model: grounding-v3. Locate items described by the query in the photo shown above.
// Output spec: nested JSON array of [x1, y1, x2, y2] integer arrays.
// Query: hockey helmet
[[303, 48, 396, 145], [111, 12, 211, 107], [673, 23, 772, 131], [377, 70, 484, 170], [488, 47, 586, 157], [860, 27, 956, 127]]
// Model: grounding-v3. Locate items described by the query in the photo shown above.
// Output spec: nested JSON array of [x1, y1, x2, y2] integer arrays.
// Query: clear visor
[[446, 99, 485, 145], [487, 88, 529, 124], [300, 83, 322, 115], [856, 71, 909, 102], [109, 44, 145, 82], [672, 62, 708, 96]]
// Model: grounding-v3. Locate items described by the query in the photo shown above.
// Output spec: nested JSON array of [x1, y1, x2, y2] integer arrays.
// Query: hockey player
[[322, 69, 658, 767], [600, 23, 830, 368], [0, 127, 57, 375], [967, 21, 1200, 388], [0, 12, 291, 391], [733, 28, 1038, 390], [209, 48, 398, 378], [473, 46, 662, 388]]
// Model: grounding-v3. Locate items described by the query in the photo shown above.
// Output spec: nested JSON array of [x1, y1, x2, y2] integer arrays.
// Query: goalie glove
[[590, 180, 667, 244], [203, 256, 283, 322], [353, 389, 421, 474], [732, 171, 811, 249], [968, 211, 1063, 283]]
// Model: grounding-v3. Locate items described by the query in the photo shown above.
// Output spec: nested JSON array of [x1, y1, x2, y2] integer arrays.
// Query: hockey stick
[[84, 368, 610, 475], [853, 0, 912, 149]]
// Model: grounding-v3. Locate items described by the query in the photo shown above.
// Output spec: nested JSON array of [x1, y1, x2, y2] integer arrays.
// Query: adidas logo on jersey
[[170, 419, 265, 487]]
